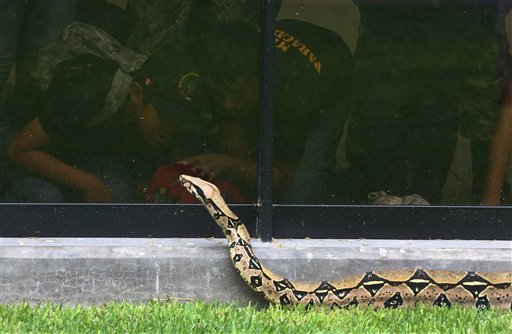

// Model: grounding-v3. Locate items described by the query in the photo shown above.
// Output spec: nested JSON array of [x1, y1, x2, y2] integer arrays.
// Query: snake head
[[179, 174, 217, 204], [179, 174, 239, 221]]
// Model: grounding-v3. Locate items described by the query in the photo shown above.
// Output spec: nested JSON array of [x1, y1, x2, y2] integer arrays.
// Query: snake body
[[179, 175, 512, 309]]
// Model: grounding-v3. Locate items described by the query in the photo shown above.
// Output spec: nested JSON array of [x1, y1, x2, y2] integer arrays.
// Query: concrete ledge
[[1, 238, 511, 305]]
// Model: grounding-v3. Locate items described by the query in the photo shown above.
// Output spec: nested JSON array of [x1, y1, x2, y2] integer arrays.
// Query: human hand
[[82, 178, 113, 203]]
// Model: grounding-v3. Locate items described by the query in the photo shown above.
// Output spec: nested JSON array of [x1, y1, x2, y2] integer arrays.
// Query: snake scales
[[179, 175, 512, 309]]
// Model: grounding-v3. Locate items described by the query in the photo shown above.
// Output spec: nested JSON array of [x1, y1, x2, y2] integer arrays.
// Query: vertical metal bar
[[257, 0, 277, 241]]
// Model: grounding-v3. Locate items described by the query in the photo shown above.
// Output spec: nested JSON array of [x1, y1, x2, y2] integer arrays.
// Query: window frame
[[1, 1, 511, 241]]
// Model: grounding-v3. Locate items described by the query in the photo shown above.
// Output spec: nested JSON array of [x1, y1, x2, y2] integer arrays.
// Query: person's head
[[126, 81, 172, 147], [39, 54, 118, 139], [129, 45, 206, 147]]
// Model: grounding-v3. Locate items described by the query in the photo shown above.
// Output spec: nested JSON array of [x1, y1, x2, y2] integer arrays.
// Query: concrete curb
[[1, 238, 511, 305]]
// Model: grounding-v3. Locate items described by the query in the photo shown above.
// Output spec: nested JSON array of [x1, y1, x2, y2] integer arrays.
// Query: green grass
[[1, 301, 511, 334]]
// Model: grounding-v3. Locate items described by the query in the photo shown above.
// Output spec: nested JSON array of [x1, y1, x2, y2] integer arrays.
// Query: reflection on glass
[[0, 0, 510, 207], [273, 0, 510, 205], [273, 0, 358, 204], [348, 0, 503, 205], [0, 0, 259, 204]]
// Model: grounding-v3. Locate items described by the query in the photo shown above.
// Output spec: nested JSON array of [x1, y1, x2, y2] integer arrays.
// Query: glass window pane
[[273, 0, 511, 206], [273, 0, 359, 204], [0, 0, 260, 204]]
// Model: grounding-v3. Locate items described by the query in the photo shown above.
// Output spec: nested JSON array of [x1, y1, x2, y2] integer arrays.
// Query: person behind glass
[[180, 21, 354, 203], [4, 48, 204, 203], [481, 2, 512, 205], [482, 81, 512, 205], [0, 0, 79, 199]]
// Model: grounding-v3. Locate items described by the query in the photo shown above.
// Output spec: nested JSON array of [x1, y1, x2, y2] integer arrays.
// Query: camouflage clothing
[[126, 0, 192, 54]]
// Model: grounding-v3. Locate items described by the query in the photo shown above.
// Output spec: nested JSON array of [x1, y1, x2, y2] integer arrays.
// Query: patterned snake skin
[[179, 175, 512, 309]]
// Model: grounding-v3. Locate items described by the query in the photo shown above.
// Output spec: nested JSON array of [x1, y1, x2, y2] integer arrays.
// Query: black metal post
[[257, 0, 277, 241]]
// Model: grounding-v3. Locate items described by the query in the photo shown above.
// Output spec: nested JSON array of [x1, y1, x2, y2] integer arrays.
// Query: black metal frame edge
[[257, 0, 278, 241], [273, 205, 512, 240], [0, 204, 257, 238], [1, 204, 510, 240]]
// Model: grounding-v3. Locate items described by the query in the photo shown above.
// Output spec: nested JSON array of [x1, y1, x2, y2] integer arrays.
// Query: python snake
[[179, 175, 512, 309]]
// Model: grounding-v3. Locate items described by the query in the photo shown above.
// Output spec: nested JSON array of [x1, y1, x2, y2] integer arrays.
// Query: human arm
[[481, 83, 512, 205], [7, 117, 113, 202]]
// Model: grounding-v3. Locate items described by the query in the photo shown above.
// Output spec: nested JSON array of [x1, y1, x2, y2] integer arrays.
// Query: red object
[[146, 163, 246, 203]]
